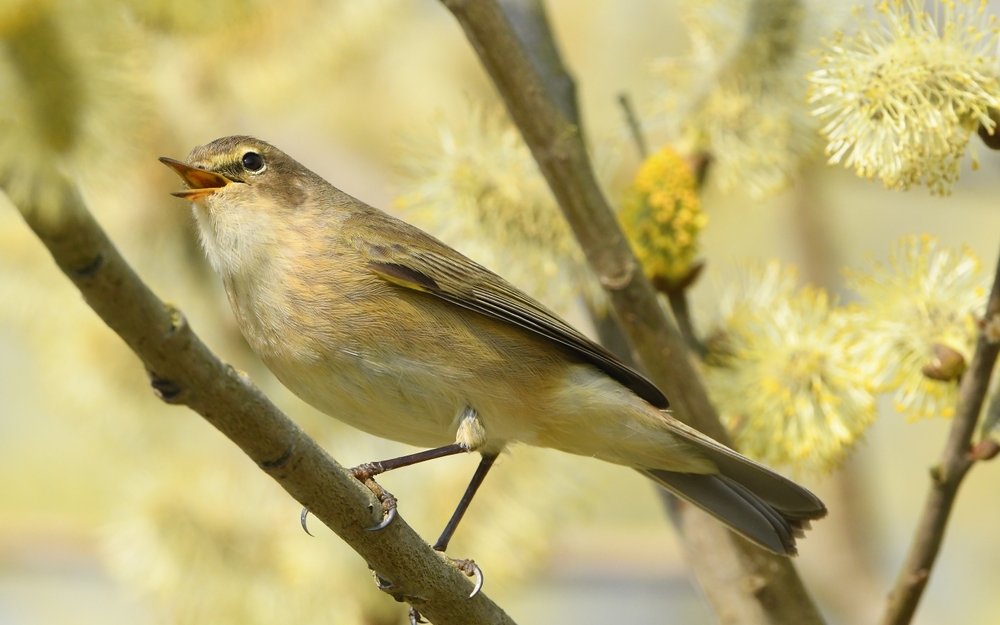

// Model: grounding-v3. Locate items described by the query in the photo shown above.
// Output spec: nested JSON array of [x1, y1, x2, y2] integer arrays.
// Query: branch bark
[[12, 181, 517, 625], [443, 0, 721, 440], [440, 1, 825, 623], [881, 248, 1000, 625]]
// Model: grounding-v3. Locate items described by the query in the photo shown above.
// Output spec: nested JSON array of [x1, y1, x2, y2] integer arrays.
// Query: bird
[[160, 135, 826, 562]]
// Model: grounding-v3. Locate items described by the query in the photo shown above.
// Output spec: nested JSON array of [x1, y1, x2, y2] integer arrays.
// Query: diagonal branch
[[441, 0, 722, 440], [881, 248, 1000, 625], [439, 1, 825, 623], [11, 180, 517, 625]]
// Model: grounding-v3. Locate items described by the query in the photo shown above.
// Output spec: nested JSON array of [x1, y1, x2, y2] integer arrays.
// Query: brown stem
[[441, 0, 723, 440], [12, 181, 516, 625], [618, 93, 704, 355], [790, 167, 837, 289], [499, 0, 580, 131], [881, 248, 1000, 625], [617, 92, 649, 160], [440, 1, 825, 623], [665, 287, 703, 356]]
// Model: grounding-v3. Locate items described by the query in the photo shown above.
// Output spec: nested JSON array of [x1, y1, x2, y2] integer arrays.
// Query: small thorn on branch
[[970, 439, 1000, 461], [148, 372, 183, 402], [70, 253, 104, 278]]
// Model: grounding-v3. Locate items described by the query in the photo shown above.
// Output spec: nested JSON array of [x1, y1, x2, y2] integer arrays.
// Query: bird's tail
[[642, 444, 826, 555]]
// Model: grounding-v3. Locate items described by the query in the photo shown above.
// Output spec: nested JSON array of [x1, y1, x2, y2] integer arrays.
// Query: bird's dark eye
[[241, 151, 265, 173]]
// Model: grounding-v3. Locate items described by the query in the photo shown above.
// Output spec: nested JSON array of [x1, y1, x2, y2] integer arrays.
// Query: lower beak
[[159, 157, 234, 201]]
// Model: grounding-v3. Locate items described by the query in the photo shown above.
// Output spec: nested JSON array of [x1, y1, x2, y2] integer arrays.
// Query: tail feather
[[644, 470, 793, 554], [643, 465, 826, 556], [643, 417, 827, 551], [701, 450, 825, 520], [656, 418, 827, 519]]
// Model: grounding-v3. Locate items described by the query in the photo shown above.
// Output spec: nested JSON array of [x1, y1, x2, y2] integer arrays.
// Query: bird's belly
[[262, 348, 493, 450]]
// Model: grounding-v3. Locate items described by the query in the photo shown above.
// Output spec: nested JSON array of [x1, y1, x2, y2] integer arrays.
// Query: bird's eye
[[241, 151, 266, 173]]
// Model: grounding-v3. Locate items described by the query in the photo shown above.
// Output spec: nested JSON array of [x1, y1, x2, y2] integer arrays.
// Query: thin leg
[[433, 453, 498, 552], [435, 455, 495, 600], [348, 407, 487, 539], [351, 442, 468, 481], [350, 442, 470, 532]]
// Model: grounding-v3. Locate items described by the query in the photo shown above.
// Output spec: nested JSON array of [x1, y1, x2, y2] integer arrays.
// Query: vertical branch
[[499, 0, 580, 129], [881, 248, 1000, 625], [441, 0, 723, 441], [791, 169, 883, 624], [439, 2, 826, 624]]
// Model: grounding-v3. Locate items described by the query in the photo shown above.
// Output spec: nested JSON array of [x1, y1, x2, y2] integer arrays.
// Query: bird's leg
[[347, 406, 486, 533], [343, 442, 469, 532], [307, 407, 493, 600], [350, 442, 469, 482], [300, 441, 474, 534], [433, 453, 498, 552], [421, 452, 496, 599]]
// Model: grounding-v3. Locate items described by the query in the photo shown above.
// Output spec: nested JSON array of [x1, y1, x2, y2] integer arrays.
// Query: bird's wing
[[359, 213, 668, 409]]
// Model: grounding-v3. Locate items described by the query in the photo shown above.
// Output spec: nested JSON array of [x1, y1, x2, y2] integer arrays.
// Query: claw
[[449, 558, 484, 598], [361, 478, 398, 532], [408, 607, 427, 624], [367, 500, 397, 532], [300, 506, 314, 536], [468, 562, 484, 598], [372, 570, 396, 591]]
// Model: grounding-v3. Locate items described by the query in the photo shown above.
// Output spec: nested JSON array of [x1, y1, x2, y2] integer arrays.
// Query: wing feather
[[359, 215, 668, 409]]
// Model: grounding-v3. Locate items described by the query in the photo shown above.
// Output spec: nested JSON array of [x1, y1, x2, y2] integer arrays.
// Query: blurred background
[[1, 1, 999, 624]]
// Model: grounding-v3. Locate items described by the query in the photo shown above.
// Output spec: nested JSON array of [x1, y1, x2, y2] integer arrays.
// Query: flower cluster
[[705, 262, 876, 473], [619, 147, 707, 286], [809, 0, 1000, 194], [706, 236, 990, 472], [0, 1, 149, 216], [846, 235, 988, 419], [658, 0, 826, 198]]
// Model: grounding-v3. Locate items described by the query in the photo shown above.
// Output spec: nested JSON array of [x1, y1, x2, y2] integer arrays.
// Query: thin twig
[[664, 284, 704, 356], [617, 94, 704, 354], [881, 248, 1000, 625], [12, 180, 517, 625], [617, 92, 649, 160]]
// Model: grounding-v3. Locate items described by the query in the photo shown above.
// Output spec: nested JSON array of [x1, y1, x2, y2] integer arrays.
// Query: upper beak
[[159, 157, 234, 201]]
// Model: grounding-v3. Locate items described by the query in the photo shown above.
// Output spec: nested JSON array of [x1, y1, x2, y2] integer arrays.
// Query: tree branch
[[498, 0, 580, 129], [11, 180, 517, 625], [441, 0, 721, 441], [440, 1, 825, 623], [616, 91, 704, 355], [881, 248, 1000, 625]]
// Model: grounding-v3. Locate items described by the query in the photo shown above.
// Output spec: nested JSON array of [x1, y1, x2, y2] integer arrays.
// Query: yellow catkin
[[619, 148, 707, 286]]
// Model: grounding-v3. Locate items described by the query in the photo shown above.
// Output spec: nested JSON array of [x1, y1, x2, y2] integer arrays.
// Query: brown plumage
[[161, 135, 826, 556]]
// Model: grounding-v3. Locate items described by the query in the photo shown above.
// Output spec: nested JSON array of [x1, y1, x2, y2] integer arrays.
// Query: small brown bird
[[161, 135, 825, 558]]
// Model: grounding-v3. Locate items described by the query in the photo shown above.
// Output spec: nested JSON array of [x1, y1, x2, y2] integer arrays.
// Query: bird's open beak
[[159, 157, 234, 201]]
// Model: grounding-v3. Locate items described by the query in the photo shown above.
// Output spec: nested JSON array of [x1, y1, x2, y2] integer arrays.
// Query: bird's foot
[[350, 469, 398, 531], [394, 557, 482, 624], [298, 466, 399, 535], [299, 506, 314, 536], [350, 461, 384, 482], [408, 607, 427, 624], [370, 570, 428, 623], [445, 556, 484, 598]]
